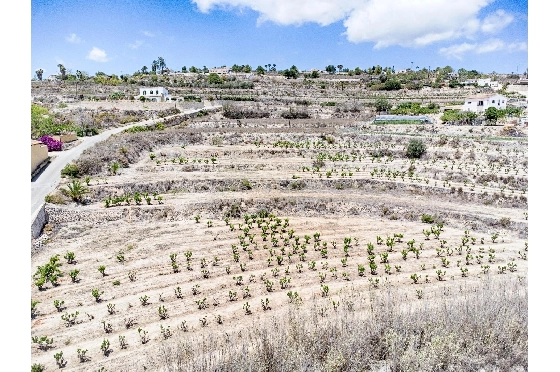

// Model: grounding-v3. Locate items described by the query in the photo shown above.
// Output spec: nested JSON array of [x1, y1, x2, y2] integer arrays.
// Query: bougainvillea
[[39, 135, 63, 151]]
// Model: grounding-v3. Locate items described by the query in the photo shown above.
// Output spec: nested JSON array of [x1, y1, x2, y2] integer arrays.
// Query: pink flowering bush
[[39, 135, 63, 151]]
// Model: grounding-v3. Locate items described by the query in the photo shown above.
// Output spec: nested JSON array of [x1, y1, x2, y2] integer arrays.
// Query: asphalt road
[[31, 106, 220, 221]]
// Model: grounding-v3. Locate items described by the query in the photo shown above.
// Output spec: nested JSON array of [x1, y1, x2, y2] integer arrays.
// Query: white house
[[476, 78, 491, 86], [137, 87, 169, 102], [462, 93, 507, 113], [209, 67, 230, 75]]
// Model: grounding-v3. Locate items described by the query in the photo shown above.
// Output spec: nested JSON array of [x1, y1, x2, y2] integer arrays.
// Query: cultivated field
[[31, 78, 528, 371]]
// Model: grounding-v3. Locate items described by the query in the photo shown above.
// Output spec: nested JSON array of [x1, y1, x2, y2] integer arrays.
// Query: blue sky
[[30, 0, 528, 78]]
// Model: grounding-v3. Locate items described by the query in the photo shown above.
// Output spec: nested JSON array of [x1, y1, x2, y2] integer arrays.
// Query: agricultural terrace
[[31, 77, 528, 371]]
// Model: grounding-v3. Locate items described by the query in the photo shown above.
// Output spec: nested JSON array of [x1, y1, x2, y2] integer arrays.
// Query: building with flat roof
[[137, 87, 169, 102], [462, 93, 507, 113]]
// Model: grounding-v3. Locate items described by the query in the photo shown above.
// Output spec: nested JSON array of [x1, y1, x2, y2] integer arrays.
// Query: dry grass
[[147, 275, 527, 372]]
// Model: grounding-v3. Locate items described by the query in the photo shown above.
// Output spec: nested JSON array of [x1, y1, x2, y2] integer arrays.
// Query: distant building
[[462, 93, 507, 113], [461, 78, 494, 87], [209, 67, 230, 75], [137, 87, 169, 102], [476, 78, 491, 86]]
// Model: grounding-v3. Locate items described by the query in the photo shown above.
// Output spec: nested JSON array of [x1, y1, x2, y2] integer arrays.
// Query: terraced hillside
[[31, 115, 528, 370]]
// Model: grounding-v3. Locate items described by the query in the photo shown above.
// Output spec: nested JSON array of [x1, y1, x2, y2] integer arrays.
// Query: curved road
[[31, 105, 221, 221]]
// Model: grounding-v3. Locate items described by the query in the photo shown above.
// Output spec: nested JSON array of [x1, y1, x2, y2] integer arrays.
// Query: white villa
[[137, 87, 169, 102], [462, 93, 507, 113], [209, 67, 230, 75]]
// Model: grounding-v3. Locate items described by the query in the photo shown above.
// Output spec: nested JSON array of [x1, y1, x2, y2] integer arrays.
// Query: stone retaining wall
[[31, 204, 47, 239], [41, 195, 527, 239]]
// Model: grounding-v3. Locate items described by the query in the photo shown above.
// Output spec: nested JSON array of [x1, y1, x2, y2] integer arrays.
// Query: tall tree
[[337, 64, 343, 72], [255, 66, 266, 75], [35, 69, 43, 81], [157, 56, 166, 73], [141, 66, 148, 74], [152, 60, 158, 73], [283, 65, 299, 79], [57, 64, 67, 80]]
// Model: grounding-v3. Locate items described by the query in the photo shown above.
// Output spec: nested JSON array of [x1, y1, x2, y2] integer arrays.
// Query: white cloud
[[129, 40, 144, 49], [193, 0, 363, 26], [481, 9, 514, 33], [475, 38, 504, 53], [143, 31, 155, 37], [344, 0, 493, 47], [65, 33, 82, 43], [192, 0, 514, 48], [507, 41, 527, 52], [439, 38, 527, 59], [439, 43, 477, 60], [86, 47, 108, 62]]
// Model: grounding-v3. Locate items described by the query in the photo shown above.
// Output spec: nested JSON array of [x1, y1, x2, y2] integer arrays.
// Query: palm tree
[[141, 66, 148, 74], [65, 180, 89, 203], [35, 69, 43, 81], [157, 56, 166, 73], [57, 64, 67, 80], [337, 64, 343, 72]]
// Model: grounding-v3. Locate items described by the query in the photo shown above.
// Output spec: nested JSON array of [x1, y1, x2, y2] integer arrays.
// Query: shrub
[[61, 163, 80, 178], [281, 108, 310, 119], [31, 364, 45, 372], [421, 214, 434, 224], [40, 135, 63, 151], [406, 139, 426, 158], [383, 80, 402, 91]]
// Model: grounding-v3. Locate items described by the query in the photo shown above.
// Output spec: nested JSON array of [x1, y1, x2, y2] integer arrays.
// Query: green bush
[[61, 163, 80, 178], [374, 98, 391, 112], [31, 364, 45, 372], [421, 214, 434, 223], [406, 139, 426, 158], [383, 80, 402, 91], [240, 179, 252, 190], [207, 73, 222, 84], [441, 110, 477, 125]]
